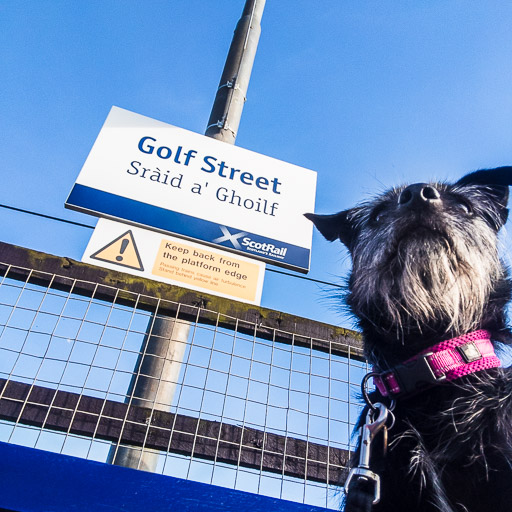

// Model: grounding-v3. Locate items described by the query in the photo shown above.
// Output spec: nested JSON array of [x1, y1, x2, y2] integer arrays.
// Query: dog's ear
[[304, 211, 354, 246], [456, 166, 512, 190], [455, 166, 512, 229]]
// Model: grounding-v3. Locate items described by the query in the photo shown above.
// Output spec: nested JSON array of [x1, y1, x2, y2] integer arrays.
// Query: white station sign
[[66, 107, 317, 272]]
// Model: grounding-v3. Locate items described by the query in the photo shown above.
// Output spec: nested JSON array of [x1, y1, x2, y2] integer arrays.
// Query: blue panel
[[66, 184, 311, 272], [0, 442, 328, 512]]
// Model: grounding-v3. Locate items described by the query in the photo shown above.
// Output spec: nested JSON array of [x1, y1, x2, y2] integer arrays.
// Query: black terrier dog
[[306, 167, 512, 512]]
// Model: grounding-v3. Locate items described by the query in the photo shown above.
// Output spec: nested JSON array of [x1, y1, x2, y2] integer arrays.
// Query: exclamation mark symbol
[[116, 238, 129, 262]]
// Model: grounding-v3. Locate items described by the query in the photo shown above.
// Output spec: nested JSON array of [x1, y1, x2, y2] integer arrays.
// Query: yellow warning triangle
[[90, 230, 144, 271]]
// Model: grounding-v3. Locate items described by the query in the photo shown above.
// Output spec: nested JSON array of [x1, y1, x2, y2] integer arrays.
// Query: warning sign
[[152, 240, 262, 303], [82, 219, 265, 305], [90, 230, 144, 271]]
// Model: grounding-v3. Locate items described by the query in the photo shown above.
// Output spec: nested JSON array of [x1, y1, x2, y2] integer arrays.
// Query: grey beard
[[349, 219, 503, 338]]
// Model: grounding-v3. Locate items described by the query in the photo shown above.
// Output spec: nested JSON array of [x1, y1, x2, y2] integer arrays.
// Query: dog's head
[[307, 167, 512, 363]]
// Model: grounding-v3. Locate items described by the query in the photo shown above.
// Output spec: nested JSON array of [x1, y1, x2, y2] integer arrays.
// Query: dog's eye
[[370, 205, 386, 224], [454, 197, 473, 215]]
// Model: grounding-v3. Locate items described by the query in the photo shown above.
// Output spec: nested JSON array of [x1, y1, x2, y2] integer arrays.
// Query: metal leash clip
[[344, 402, 389, 505]]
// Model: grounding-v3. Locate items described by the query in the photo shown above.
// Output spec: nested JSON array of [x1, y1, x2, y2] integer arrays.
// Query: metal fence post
[[107, 314, 189, 470]]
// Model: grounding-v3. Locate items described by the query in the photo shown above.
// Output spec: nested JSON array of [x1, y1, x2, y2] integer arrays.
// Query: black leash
[[343, 374, 395, 512], [344, 477, 376, 512]]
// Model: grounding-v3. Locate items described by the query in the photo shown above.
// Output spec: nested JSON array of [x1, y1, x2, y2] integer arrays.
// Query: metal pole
[[108, 0, 265, 472], [107, 315, 189, 470], [206, 0, 266, 144]]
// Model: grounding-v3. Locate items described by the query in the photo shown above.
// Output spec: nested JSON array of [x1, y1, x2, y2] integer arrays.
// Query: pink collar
[[373, 330, 502, 398]]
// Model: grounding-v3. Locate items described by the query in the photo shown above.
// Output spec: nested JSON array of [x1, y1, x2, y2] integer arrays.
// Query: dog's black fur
[[307, 167, 512, 511]]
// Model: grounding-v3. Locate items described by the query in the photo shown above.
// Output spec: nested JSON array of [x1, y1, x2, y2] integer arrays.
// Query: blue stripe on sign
[[66, 184, 310, 272]]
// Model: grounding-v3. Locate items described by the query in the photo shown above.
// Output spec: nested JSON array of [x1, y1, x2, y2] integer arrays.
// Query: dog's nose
[[398, 183, 441, 207]]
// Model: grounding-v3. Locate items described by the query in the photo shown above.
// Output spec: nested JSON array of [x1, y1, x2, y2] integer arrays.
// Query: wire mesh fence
[[0, 245, 367, 509]]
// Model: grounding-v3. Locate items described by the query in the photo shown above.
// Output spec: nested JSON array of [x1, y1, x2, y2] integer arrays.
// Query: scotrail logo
[[213, 226, 287, 259], [212, 226, 248, 250]]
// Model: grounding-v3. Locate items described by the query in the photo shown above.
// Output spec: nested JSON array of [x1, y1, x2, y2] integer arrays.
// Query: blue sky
[[1, 1, 512, 328]]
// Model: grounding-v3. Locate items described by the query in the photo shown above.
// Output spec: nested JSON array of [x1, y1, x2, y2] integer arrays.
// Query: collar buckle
[[387, 352, 446, 396]]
